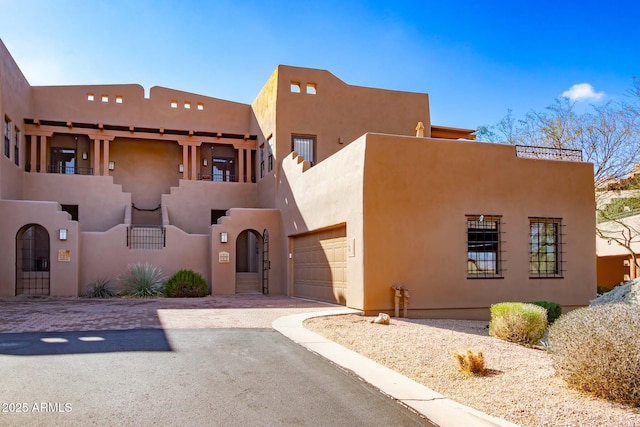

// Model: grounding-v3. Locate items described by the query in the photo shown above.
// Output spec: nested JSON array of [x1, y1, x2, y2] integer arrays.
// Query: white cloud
[[561, 83, 605, 102]]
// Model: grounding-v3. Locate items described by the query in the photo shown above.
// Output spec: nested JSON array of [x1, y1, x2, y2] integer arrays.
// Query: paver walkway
[[0, 294, 340, 332]]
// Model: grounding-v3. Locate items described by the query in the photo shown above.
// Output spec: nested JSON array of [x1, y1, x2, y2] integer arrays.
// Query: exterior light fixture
[[108, 161, 115, 171], [220, 232, 228, 243], [59, 228, 68, 241], [179, 164, 184, 173], [203, 159, 208, 166], [82, 152, 88, 160]]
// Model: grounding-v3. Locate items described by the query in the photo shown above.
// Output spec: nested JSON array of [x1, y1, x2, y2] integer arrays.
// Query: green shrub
[[120, 262, 165, 297], [597, 285, 612, 295], [489, 302, 547, 346], [548, 304, 640, 407], [529, 301, 562, 324], [165, 269, 208, 298], [85, 278, 116, 298]]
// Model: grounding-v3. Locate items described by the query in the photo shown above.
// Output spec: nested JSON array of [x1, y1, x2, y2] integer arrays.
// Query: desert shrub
[[165, 269, 208, 297], [85, 278, 116, 298], [489, 302, 547, 346], [529, 301, 562, 324], [120, 262, 165, 297], [548, 304, 640, 407], [597, 285, 612, 295], [451, 349, 486, 375]]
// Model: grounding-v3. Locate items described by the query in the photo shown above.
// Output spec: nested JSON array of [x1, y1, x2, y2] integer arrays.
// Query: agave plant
[[85, 277, 116, 298], [120, 262, 165, 297]]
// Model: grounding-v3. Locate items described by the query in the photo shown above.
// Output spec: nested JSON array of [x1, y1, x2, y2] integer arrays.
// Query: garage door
[[293, 226, 347, 305]]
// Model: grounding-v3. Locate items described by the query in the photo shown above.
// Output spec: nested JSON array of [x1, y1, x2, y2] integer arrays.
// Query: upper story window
[[260, 143, 265, 178], [529, 218, 563, 278], [467, 215, 502, 278], [267, 136, 274, 172], [306, 83, 317, 94], [4, 116, 11, 158], [14, 127, 20, 166], [292, 135, 315, 165], [290, 81, 301, 93], [101, 95, 109, 103]]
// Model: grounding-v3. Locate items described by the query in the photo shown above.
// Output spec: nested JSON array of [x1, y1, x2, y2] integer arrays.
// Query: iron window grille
[[3, 117, 10, 158], [127, 225, 166, 250], [14, 129, 19, 166], [529, 218, 564, 278], [467, 215, 504, 278]]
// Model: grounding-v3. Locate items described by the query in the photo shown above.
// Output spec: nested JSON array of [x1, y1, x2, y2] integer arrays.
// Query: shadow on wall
[[0, 329, 173, 356]]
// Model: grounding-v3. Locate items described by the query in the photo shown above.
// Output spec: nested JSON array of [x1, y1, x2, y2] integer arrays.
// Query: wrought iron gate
[[262, 229, 270, 295]]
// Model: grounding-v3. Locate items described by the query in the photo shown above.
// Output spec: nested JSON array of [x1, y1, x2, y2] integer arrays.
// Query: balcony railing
[[47, 165, 94, 175], [197, 172, 237, 182], [515, 145, 583, 162]]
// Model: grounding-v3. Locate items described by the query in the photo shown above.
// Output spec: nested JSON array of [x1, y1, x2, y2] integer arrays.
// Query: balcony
[[47, 165, 94, 175]]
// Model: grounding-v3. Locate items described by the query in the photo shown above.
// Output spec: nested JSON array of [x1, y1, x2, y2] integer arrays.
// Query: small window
[[101, 95, 109, 103], [197, 103, 204, 110], [4, 116, 11, 158], [61, 204, 79, 221], [87, 93, 95, 101], [306, 83, 317, 94], [170, 100, 178, 109], [290, 82, 301, 93], [529, 218, 563, 278], [184, 102, 191, 109], [115, 96, 123, 104], [267, 135, 274, 172], [14, 127, 20, 166], [467, 215, 502, 278], [292, 135, 315, 164], [259, 143, 265, 178]]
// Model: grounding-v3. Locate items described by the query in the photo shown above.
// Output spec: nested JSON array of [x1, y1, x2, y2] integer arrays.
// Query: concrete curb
[[272, 309, 520, 427]]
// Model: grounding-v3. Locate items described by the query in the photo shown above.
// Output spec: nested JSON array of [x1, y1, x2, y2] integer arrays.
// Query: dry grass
[[303, 314, 640, 427], [452, 349, 486, 376]]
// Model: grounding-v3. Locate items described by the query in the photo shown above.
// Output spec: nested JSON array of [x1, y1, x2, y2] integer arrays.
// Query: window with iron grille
[[292, 135, 315, 164], [260, 143, 265, 178], [3, 117, 10, 158], [267, 135, 274, 172], [529, 218, 562, 277], [467, 215, 502, 278], [14, 127, 19, 166]]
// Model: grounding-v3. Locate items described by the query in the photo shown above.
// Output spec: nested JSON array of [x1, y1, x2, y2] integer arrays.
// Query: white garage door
[[293, 226, 347, 305]]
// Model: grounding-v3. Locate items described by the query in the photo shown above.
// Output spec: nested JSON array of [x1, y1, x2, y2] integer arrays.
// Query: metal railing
[[47, 165, 94, 175], [197, 172, 237, 182], [515, 145, 582, 162], [127, 225, 166, 250]]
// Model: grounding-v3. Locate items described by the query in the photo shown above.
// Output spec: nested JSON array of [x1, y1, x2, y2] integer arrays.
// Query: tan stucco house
[[0, 39, 596, 319]]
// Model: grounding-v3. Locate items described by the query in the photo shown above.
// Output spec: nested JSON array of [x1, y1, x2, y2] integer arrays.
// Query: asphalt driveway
[[0, 296, 431, 426]]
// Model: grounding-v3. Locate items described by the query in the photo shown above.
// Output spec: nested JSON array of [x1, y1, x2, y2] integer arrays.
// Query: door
[[15, 224, 50, 295]]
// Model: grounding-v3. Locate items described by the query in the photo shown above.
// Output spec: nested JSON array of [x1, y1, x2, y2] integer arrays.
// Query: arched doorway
[[15, 224, 50, 295], [235, 229, 270, 294]]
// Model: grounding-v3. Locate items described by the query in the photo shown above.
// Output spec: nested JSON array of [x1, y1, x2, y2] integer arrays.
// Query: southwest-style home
[[0, 39, 596, 319]]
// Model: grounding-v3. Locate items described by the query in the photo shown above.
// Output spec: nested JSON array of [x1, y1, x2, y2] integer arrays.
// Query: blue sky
[[1, 0, 638, 130]]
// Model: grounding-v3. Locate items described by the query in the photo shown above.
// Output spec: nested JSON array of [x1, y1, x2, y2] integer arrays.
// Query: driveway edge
[[272, 309, 520, 427]]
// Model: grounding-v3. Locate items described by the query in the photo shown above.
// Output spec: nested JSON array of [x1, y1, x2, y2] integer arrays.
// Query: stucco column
[[190, 144, 197, 180], [39, 135, 47, 173], [93, 139, 101, 176], [102, 139, 110, 176], [182, 145, 188, 180], [238, 148, 245, 183], [29, 135, 37, 173]]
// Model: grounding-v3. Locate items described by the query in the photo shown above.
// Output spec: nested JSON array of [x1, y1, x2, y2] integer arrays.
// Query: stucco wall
[[23, 173, 131, 232], [596, 255, 629, 289], [209, 208, 281, 294], [79, 225, 209, 294], [0, 39, 31, 200], [0, 200, 80, 297], [279, 140, 366, 308], [361, 134, 596, 319], [162, 180, 258, 234]]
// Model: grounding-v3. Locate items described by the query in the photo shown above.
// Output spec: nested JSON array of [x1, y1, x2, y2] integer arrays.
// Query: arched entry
[[235, 229, 270, 294], [15, 224, 50, 295]]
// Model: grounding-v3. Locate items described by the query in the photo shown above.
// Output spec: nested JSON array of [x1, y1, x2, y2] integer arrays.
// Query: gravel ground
[[304, 314, 640, 427]]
